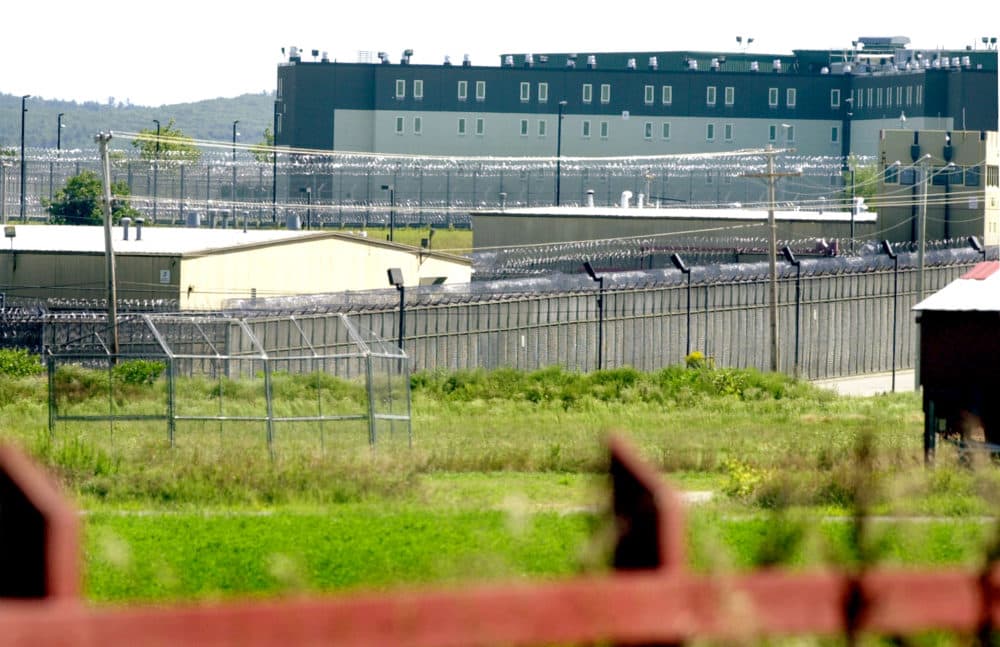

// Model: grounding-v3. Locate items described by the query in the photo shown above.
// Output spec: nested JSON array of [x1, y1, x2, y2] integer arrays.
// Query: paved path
[[812, 370, 916, 397]]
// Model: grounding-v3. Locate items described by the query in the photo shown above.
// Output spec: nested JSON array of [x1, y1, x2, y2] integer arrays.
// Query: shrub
[[0, 348, 43, 377], [112, 359, 166, 385]]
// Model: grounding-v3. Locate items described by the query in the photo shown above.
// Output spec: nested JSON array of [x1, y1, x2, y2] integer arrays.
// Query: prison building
[[0, 223, 471, 310], [275, 37, 997, 161], [877, 129, 1000, 247]]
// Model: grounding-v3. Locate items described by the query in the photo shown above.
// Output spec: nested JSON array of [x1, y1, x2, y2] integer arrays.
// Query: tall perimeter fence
[[230, 246, 987, 380]]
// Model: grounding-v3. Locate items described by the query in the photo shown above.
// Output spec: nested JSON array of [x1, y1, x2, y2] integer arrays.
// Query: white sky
[[4, 0, 998, 107]]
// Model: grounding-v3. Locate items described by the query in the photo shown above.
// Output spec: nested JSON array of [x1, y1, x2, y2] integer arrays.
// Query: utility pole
[[95, 132, 119, 357], [916, 156, 930, 300], [743, 147, 800, 373]]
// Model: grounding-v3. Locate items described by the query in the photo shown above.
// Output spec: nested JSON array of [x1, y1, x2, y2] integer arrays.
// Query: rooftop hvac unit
[[587, 55, 597, 68], [504, 55, 513, 67], [772, 58, 782, 72], [627, 58, 636, 69], [463, 54, 471, 66], [648, 56, 658, 70], [750, 61, 759, 72], [525, 53, 534, 67]]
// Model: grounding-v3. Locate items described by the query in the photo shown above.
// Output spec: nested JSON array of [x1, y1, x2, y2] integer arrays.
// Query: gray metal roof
[[913, 262, 1000, 312], [475, 206, 877, 223]]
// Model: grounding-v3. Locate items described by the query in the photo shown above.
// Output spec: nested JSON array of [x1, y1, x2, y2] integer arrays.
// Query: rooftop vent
[[627, 57, 636, 69], [566, 54, 577, 68], [750, 60, 759, 72], [686, 58, 698, 70], [503, 55, 513, 67], [524, 53, 534, 67], [538, 55, 548, 64], [648, 56, 658, 70], [321, 51, 329, 63], [377, 51, 389, 64], [401, 49, 413, 64], [444, 55, 452, 66], [463, 54, 471, 67], [772, 58, 782, 72], [711, 57, 720, 71], [587, 55, 597, 69]]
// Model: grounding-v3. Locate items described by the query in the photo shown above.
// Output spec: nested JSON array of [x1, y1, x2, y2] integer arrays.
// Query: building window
[[786, 88, 796, 107], [867, 88, 873, 108], [600, 84, 610, 104], [644, 122, 653, 139], [276, 113, 282, 135], [768, 124, 777, 142], [582, 120, 591, 137], [538, 82, 548, 103], [538, 119, 546, 137], [414, 79, 423, 99], [457, 118, 466, 135], [885, 164, 899, 184], [413, 116, 422, 135], [706, 123, 715, 141], [277, 77, 283, 98], [916, 86, 922, 105], [886, 88, 893, 107], [662, 85, 673, 105], [831, 126, 839, 143], [395, 116, 404, 134], [724, 123, 734, 141], [600, 121, 609, 138], [706, 86, 717, 106], [644, 85, 654, 105], [458, 80, 468, 101], [785, 125, 795, 142], [987, 165, 999, 188], [520, 119, 529, 136], [582, 83, 592, 103], [475, 81, 486, 101], [768, 87, 778, 107], [857, 89, 864, 109], [830, 89, 840, 108], [725, 86, 735, 106], [395, 79, 405, 99], [662, 122, 671, 140], [476, 117, 485, 136], [520, 82, 530, 102], [876, 87, 882, 107], [906, 86, 912, 106]]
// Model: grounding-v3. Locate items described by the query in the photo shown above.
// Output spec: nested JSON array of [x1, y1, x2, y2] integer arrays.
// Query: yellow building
[[0, 224, 471, 310], [877, 129, 999, 246]]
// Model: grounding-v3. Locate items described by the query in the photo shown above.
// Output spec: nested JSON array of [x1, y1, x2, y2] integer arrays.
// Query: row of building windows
[[393, 79, 927, 112], [392, 115, 844, 145], [884, 164, 983, 186]]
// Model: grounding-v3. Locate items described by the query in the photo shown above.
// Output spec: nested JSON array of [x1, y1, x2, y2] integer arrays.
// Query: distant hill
[[0, 92, 274, 152]]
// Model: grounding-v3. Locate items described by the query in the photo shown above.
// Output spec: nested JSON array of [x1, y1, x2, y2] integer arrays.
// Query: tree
[[842, 156, 878, 206], [251, 126, 275, 163], [131, 118, 201, 164], [46, 171, 140, 225]]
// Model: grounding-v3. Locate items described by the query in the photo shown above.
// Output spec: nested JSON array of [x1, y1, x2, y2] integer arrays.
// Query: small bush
[[112, 359, 166, 385], [0, 348, 43, 377]]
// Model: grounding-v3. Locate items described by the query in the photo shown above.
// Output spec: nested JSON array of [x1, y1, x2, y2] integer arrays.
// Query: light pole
[[969, 235, 987, 261], [299, 186, 312, 230], [57, 113, 65, 154], [20, 94, 30, 221], [271, 101, 279, 225], [232, 120, 239, 215], [381, 184, 395, 241], [555, 100, 567, 206], [152, 119, 160, 223], [583, 261, 604, 371], [387, 268, 406, 355], [781, 246, 802, 378], [671, 253, 692, 357], [881, 240, 899, 393]]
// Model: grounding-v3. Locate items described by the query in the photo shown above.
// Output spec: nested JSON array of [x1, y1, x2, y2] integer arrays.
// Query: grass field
[[3, 358, 999, 605]]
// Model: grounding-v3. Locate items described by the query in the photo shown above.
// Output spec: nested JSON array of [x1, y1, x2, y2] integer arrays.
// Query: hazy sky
[[4, 0, 997, 106]]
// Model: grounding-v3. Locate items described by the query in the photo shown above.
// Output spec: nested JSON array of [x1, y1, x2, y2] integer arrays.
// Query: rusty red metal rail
[[1, 437, 997, 646]]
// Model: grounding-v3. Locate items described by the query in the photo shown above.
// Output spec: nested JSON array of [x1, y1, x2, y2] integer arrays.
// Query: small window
[[395, 79, 406, 99], [706, 123, 715, 141], [988, 165, 999, 188], [887, 88, 893, 107], [768, 87, 778, 107], [476, 117, 485, 136], [520, 119, 529, 136], [786, 88, 796, 107], [644, 85, 654, 105], [600, 121, 609, 138], [867, 88, 873, 108], [876, 87, 882, 107], [600, 84, 610, 104], [582, 83, 593, 103], [768, 124, 777, 142], [831, 126, 839, 143], [725, 86, 734, 106], [413, 79, 423, 99], [520, 82, 530, 102], [706, 86, 717, 106], [858, 88, 864, 109], [475, 81, 486, 101], [785, 125, 795, 142], [458, 80, 468, 101], [906, 86, 912, 106], [457, 117, 466, 135], [413, 116, 422, 135], [830, 89, 840, 108], [661, 122, 671, 140], [724, 123, 733, 141], [662, 85, 673, 105], [538, 120, 546, 137], [395, 116, 404, 134], [582, 120, 591, 137], [965, 166, 981, 187], [884, 164, 899, 184], [643, 122, 653, 139], [277, 77, 283, 98], [538, 82, 548, 103], [916, 86, 923, 105]]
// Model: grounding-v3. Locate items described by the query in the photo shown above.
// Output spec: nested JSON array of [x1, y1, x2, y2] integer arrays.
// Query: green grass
[[2, 362, 998, 606]]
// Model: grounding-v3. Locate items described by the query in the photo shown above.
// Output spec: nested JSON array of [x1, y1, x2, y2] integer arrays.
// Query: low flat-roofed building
[[471, 205, 877, 250], [0, 224, 471, 310]]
